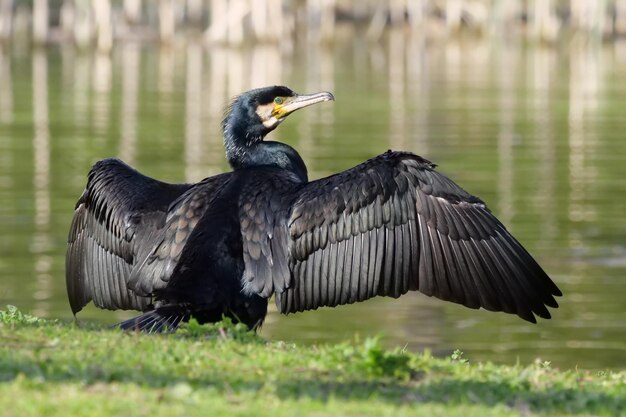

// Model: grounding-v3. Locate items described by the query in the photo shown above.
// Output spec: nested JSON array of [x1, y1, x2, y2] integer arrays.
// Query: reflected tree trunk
[[226, 48, 244, 96], [567, 41, 600, 240], [616, 0, 626, 35], [60, 44, 89, 176], [532, 47, 557, 245], [496, 41, 517, 226], [185, 42, 204, 182], [158, 45, 175, 117], [159, 0, 175, 44], [570, 0, 606, 37], [250, 45, 280, 87], [73, 1, 94, 48], [206, 0, 248, 45], [406, 32, 428, 154], [119, 44, 140, 164], [406, 0, 424, 28], [32, 50, 52, 317], [33, 0, 48, 44], [207, 46, 227, 172], [249, 0, 284, 43], [92, 52, 112, 136], [93, 0, 113, 52], [389, 0, 405, 26], [0, 48, 13, 124], [60, 0, 75, 39], [187, 0, 204, 25], [531, 0, 558, 41], [250, 0, 269, 41], [124, 0, 142, 24], [206, 0, 227, 43], [490, 0, 513, 34], [366, 2, 387, 41], [319, 46, 334, 133], [228, 0, 245, 45], [299, 43, 317, 172], [72, 51, 90, 136], [268, 0, 285, 45], [446, 0, 462, 33], [0, 0, 13, 41], [388, 28, 406, 151], [319, 0, 336, 41]]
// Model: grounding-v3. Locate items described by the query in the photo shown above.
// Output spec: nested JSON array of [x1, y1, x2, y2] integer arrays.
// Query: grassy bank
[[0, 306, 624, 417]]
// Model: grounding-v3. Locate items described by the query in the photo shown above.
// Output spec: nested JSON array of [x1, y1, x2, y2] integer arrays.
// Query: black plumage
[[66, 85, 561, 333]]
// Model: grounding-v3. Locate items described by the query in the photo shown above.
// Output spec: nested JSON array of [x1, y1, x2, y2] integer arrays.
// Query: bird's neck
[[222, 102, 271, 161], [223, 131, 261, 167], [225, 139, 308, 183]]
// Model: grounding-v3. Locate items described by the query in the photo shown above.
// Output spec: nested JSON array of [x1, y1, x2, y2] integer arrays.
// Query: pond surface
[[1, 35, 625, 370]]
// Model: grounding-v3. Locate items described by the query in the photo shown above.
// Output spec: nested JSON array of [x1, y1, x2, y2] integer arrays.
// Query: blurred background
[[0, 0, 625, 370]]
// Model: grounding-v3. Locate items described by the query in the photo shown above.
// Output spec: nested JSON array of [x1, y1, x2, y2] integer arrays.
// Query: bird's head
[[222, 86, 334, 165]]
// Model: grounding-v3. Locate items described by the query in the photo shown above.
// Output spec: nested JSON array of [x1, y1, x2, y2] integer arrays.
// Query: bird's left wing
[[269, 151, 561, 322], [66, 159, 190, 314]]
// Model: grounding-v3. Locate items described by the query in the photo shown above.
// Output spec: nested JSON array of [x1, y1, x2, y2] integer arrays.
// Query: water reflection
[[568, 41, 600, 232], [32, 50, 52, 317], [495, 39, 517, 226], [185, 42, 204, 182], [157, 44, 175, 115], [0, 47, 13, 125], [92, 52, 112, 135], [120, 43, 140, 163], [1, 38, 625, 369], [388, 28, 407, 151], [206, 47, 229, 170], [405, 32, 429, 154]]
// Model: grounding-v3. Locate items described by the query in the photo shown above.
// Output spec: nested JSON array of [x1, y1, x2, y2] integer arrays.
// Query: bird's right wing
[[66, 159, 190, 314], [273, 151, 561, 322]]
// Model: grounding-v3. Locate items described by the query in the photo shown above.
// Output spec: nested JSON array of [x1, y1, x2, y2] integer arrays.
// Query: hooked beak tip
[[321, 91, 335, 101]]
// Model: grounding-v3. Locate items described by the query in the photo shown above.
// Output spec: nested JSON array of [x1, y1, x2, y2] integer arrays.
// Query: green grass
[[0, 306, 624, 417]]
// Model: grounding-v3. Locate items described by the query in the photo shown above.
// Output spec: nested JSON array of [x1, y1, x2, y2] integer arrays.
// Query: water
[[1, 35, 626, 370]]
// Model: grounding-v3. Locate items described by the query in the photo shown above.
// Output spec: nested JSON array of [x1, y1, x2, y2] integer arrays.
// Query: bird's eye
[[274, 97, 283, 105]]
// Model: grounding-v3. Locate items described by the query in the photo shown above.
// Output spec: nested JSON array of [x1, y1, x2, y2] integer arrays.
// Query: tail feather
[[118, 306, 188, 333]]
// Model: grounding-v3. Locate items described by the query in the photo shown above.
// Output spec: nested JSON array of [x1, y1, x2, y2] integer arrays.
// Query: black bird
[[66, 85, 561, 332]]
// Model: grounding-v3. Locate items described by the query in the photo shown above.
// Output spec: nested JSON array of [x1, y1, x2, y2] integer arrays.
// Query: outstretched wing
[[248, 151, 561, 323], [66, 158, 190, 314]]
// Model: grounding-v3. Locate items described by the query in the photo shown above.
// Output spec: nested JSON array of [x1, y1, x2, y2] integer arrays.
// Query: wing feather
[[66, 158, 190, 314], [456, 239, 497, 311], [437, 229, 464, 305], [360, 230, 371, 301], [407, 218, 419, 291], [382, 226, 394, 295], [417, 212, 435, 297], [327, 241, 338, 306], [341, 234, 354, 304], [393, 224, 404, 297], [350, 232, 362, 302], [334, 239, 346, 306], [264, 151, 561, 322]]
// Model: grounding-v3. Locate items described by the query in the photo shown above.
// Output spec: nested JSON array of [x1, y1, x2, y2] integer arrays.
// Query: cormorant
[[66, 85, 562, 332]]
